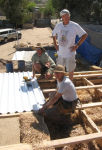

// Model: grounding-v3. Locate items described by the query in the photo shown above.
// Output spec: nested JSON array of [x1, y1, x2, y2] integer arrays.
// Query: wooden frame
[[38, 103, 102, 149], [39, 132, 102, 149], [39, 71, 102, 148]]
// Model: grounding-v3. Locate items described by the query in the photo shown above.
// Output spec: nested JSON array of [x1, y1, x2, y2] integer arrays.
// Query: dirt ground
[[0, 27, 53, 73], [0, 27, 102, 150]]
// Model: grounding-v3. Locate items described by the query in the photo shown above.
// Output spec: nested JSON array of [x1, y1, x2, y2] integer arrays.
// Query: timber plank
[[40, 132, 102, 148], [0, 143, 33, 150], [77, 102, 102, 109], [80, 110, 100, 132], [42, 84, 102, 93], [74, 70, 102, 75], [74, 74, 102, 78]]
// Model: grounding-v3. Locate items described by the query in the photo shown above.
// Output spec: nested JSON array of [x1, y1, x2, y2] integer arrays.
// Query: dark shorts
[[41, 64, 48, 74], [41, 64, 55, 75], [59, 97, 79, 108], [44, 97, 80, 120], [56, 97, 80, 114]]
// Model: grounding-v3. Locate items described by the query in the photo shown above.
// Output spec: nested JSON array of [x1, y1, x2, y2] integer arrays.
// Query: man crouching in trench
[[38, 65, 80, 150]]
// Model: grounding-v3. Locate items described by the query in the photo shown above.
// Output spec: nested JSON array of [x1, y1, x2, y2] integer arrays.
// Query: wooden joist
[[73, 73, 102, 79], [80, 110, 100, 132], [74, 70, 102, 75], [89, 65, 102, 71], [39, 132, 102, 149], [83, 78, 102, 98], [77, 102, 102, 109], [76, 84, 102, 90], [80, 109, 102, 147], [0, 143, 33, 150], [37, 72, 102, 82], [83, 78, 94, 86], [43, 84, 102, 93]]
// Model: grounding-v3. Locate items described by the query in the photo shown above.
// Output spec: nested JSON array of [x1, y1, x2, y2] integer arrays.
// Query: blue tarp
[[76, 36, 102, 65]]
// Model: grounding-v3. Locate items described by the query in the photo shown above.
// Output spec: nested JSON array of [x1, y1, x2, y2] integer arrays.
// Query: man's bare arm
[[53, 36, 59, 51], [71, 33, 88, 51], [32, 63, 35, 78], [45, 92, 62, 108]]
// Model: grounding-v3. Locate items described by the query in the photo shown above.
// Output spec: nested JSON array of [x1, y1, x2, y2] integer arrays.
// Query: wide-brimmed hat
[[36, 43, 45, 52], [54, 65, 65, 73]]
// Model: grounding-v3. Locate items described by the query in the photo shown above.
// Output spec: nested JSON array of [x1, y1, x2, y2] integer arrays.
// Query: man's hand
[[45, 62, 50, 68], [38, 107, 45, 115], [38, 105, 47, 115], [70, 44, 79, 52], [45, 72, 52, 79], [55, 44, 59, 51]]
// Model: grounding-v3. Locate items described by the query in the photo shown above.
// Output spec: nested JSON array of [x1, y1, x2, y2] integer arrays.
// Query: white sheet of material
[[12, 51, 36, 61], [0, 72, 45, 114]]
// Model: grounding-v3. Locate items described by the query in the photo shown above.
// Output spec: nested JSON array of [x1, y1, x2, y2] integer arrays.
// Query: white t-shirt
[[57, 76, 77, 102], [52, 21, 86, 58]]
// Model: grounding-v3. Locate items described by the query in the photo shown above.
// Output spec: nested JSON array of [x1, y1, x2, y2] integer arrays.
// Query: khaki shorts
[[57, 55, 76, 72]]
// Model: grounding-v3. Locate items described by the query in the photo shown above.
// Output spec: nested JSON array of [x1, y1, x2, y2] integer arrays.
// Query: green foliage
[[0, 0, 36, 26], [42, 0, 56, 17], [91, 0, 102, 24], [51, 0, 67, 11], [43, 0, 102, 24], [26, 1, 36, 12]]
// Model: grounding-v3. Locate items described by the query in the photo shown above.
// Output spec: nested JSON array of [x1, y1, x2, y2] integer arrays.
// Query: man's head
[[60, 9, 70, 17], [36, 43, 45, 56], [60, 9, 70, 25], [54, 65, 65, 81]]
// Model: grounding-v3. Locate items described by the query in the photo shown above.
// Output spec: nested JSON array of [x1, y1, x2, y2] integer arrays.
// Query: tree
[[26, 1, 36, 12], [91, 0, 102, 24], [0, 0, 36, 27], [42, 0, 55, 17]]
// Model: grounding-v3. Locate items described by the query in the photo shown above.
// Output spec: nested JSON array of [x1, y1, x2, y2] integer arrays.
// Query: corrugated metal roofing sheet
[[0, 72, 45, 114], [12, 51, 36, 61]]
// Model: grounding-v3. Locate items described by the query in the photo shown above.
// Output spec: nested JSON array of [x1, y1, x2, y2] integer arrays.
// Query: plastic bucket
[[6, 61, 13, 73], [18, 60, 25, 71]]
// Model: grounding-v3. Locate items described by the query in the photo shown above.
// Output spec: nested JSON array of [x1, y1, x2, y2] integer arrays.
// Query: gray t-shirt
[[57, 76, 77, 102]]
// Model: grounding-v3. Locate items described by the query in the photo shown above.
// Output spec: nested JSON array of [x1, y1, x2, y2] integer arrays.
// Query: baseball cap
[[60, 9, 70, 17]]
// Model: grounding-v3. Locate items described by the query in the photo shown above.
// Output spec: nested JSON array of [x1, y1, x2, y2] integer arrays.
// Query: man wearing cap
[[52, 9, 88, 80], [39, 65, 80, 120], [31, 43, 55, 79]]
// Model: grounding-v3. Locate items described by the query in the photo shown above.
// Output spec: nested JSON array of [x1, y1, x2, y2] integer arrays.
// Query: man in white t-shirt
[[38, 65, 80, 119], [52, 9, 88, 80]]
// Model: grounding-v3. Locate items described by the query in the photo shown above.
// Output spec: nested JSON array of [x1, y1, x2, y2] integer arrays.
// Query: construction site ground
[[0, 27, 102, 150]]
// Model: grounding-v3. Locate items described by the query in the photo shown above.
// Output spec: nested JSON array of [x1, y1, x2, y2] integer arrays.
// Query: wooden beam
[[77, 102, 102, 109], [39, 132, 102, 148], [38, 79, 56, 83], [76, 84, 102, 90], [43, 84, 102, 93], [82, 78, 102, 99], [80, 110, 102, 147], [80, 110, 100, 133], [74, 70, 102, 75], [36, 71, 102, 77], [89, 65, 102, 71], [83, 78, 94, 86], [37, 73, 102, 81], [0, 144, 33, 150], [42, 89, 56, 93], [0, 113, 20, 118], [73, 73, 102, 79]]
